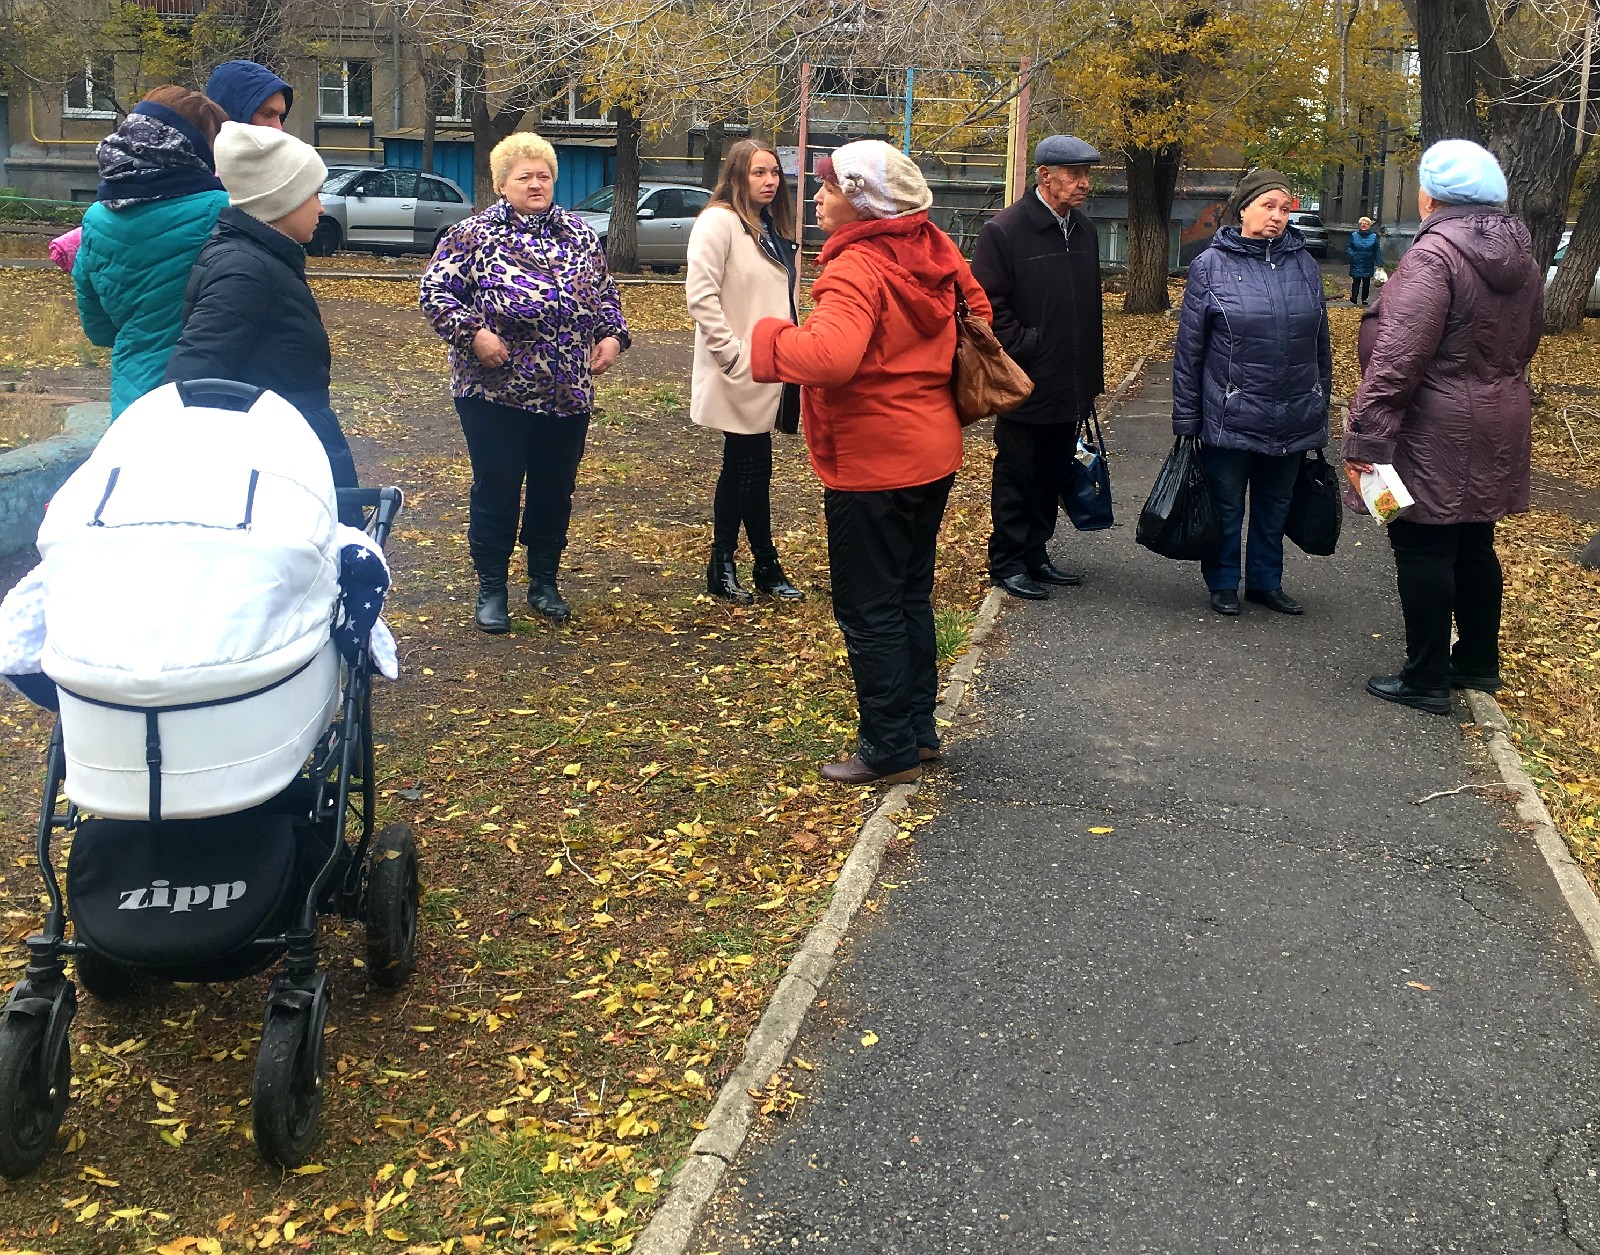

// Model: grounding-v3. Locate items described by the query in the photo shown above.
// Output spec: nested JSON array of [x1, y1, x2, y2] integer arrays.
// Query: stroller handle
[[337, 486, 404, 546], [174, 378, 265, 411]]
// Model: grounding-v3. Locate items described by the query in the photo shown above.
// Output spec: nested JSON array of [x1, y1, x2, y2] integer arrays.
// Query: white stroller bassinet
[[35, 382, 341, 821]]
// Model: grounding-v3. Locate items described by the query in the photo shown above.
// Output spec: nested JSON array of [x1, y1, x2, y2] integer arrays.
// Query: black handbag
[[1054, 407, 1114, 532], [1284, 447, 1342, 556], [776, 382, 800, 435], [1136, 436, 1221, 561]]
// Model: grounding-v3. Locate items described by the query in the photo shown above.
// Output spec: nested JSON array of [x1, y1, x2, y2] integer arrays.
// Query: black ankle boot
[[752, 552, 804, 601], [707, 550, 754, 604], [526, 555, 571, 623], [474, 574, 510, 634]]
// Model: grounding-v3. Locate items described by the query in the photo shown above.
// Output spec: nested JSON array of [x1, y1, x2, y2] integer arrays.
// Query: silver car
[[572, 182, 714, 269], [308, 167, 473, 257], [1288, 211, 1328, 259]]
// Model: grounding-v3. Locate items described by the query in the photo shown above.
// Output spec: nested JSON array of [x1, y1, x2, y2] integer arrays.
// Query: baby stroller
[[0, 380, 417, 1173]]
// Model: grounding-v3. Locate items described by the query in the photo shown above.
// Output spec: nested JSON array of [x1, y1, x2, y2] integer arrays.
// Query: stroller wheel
[[252, 1001, 325, 1168], [0, 1013, 71, 1178], [364, 823, 418, 990], [74, 950, 142, 1001]]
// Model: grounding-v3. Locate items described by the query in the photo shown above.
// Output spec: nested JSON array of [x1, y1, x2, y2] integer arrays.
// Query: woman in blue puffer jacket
[[1172, 168, 1331, 617]]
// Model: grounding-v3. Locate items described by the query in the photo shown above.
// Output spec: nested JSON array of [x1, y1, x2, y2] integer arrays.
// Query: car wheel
[[308, 218, 342, 258]]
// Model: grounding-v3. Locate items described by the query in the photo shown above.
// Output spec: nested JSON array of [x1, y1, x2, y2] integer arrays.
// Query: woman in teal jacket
[[74, 87, 230, 418]]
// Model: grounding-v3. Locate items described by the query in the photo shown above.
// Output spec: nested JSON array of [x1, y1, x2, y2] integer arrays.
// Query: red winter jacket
[[750, 212, 991, 492], [1344, 205, 1542, 525]]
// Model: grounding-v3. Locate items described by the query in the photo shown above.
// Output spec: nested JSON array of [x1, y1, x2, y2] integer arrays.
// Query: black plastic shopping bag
[[1284, 448, 1342, 556], [1136, 437, 1221, 561], [1053, 408, 1114, 532]]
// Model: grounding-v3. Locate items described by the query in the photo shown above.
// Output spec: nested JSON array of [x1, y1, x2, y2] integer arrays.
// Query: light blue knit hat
[[1418, 139, 1508, 206]]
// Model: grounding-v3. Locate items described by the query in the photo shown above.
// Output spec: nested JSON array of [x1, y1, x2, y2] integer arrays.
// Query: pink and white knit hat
[[814, 140, 932, 220]]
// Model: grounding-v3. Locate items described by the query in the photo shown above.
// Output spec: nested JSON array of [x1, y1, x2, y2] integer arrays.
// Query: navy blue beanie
[[205, 60, 293, 125]]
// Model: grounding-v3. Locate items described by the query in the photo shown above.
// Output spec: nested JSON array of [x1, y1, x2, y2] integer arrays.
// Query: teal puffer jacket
[[74, 191, 230, 418]]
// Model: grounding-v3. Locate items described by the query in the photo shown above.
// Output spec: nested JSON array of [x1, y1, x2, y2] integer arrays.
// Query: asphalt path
[[693, 363, 1600, 1253]]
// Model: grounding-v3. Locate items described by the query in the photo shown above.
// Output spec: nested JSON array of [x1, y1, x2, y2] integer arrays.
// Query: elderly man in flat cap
[[971, 134, 1106, 600]]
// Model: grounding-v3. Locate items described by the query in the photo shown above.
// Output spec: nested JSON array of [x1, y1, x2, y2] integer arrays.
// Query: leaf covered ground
[[0, 270, 1166, 1253]]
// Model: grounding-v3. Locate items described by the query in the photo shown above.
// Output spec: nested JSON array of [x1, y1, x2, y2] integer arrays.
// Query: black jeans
[[300, 404, 364, 528], [825, 474, 954, 773], [1350, 275, 1372, 304], [989, 417, 1076, 578], [1386, 519, 1502, 690], [712, 431, 775, 556], [455, 396, 589, 574]]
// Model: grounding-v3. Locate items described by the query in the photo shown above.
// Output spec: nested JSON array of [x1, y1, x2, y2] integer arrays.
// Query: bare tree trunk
[[608, 106, 643, 274], [1545, 171, 1600, 334], [422, 98, 438, 176], [1578, 530, 1600, 569], [1123, 143, 1181, 315], [1408, 0, 1486, 146], [1490, 98, 1585, 271], [700, 119, 726, 189]]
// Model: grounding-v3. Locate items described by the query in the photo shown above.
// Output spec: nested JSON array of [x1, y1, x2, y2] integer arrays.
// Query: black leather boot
[[707, 549, 754, 604], [474, 573, 510, 634], [752, 552, 805, 601], [526, 554, 571, 623]]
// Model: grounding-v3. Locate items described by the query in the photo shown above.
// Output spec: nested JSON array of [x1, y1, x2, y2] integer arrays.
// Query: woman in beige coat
[[687, 138, 804, 602]]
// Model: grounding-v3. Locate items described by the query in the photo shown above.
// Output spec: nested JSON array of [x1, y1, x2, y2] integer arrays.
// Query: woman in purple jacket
[[1345, 141, 1542, 715], [420, 133, 629, 633], [1171, 168, 1332, 617]]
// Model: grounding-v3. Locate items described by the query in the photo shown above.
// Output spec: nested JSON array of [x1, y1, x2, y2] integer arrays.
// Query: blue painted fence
[[382, 138, 615, 208]]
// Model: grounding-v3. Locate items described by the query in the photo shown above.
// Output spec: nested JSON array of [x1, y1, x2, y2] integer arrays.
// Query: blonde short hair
[[490, 132, 558, 193]]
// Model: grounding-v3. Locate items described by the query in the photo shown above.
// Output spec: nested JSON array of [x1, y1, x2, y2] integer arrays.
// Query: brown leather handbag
[[952, 283, 1033, 427]]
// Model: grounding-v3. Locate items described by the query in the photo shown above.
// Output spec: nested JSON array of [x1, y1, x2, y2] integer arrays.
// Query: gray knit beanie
[[214, 121, 326, 223]]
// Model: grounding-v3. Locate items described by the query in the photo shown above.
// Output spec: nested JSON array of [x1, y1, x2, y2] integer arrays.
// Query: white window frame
[[63, 59, 116, 120], [435, 66, 468, 123], [319, 60, 373, 121], [563, 85, 609, 127]]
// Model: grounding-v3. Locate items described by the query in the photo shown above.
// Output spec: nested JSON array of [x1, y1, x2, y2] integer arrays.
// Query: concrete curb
[[0, 401, 110, 560], [633, 353, 1153, 1254], [1464, 690, 1600, 967], [630, 588, 1008, 1255]]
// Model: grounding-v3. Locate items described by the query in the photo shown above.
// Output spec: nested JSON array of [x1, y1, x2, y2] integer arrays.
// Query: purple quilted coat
[[1344, 204, 1543, 525]]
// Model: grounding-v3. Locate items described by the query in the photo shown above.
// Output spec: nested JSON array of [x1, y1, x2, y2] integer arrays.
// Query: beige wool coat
[[686, 205, 797, 434]]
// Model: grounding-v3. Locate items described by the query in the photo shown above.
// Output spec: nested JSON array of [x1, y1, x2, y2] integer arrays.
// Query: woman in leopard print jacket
[[420, 132, 629, 633]]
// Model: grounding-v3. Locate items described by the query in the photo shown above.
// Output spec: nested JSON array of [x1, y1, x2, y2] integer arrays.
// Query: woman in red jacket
[[751, 140, 992, 784]]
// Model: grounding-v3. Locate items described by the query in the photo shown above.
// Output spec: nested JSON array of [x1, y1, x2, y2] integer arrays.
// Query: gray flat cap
[[1034, 134, 1100, 167]]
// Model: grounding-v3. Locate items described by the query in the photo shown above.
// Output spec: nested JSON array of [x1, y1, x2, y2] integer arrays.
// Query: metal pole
[[796, 63, 811, 257], [903, 67, 915, 154], [1011, 56, 1033, 205]]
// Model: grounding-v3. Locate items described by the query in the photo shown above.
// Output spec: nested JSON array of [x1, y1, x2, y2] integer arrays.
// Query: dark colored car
[[1289, 211, 1328, 259]]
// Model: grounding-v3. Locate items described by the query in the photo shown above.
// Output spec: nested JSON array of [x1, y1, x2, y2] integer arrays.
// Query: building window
[[319, 60, 372, 120], [64, 59, 117, 119], [435, 67, 468, 123], [565, 85, 607, 125]]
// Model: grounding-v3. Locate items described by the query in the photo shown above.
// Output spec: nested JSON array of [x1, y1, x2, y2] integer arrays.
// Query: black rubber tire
[[252, 1007, 323, 1168], [0, 1013, 70, 1178], [73, 950, 140, 1001], [308, 219, 342, 257], [365, 823, 418, 990]]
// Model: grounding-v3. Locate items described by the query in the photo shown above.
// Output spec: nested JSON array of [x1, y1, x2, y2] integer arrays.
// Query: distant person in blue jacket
[[1171, 168, 1332, 618], [1347, 215, 1382, 306], [205, 59, 292, 129]]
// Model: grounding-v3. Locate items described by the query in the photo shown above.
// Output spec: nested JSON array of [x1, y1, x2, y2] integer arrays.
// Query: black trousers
[[455, 396, 589, 574], [989, 417, 1076, 578], [1386, 519, 1502, 689], [1350, 275, 1372, 304], [301, 404, 364, 528], [825, 474, 953, 774], [712, 431, 775, 556]]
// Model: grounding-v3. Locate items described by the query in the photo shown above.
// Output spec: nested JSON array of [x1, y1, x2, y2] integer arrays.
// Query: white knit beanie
[[816, 139, 932, 220], [214, 121, 327, 223]]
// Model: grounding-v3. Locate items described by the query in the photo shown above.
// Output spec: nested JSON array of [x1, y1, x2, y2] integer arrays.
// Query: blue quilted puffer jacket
[[1171, 225, 1331, 456]]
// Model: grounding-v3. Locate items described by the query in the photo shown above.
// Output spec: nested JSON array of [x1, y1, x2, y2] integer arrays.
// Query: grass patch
[[0, 393, 65, 451]]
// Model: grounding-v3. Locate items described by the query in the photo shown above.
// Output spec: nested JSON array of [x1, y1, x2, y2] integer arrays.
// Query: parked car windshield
[[575, 188, 616, 213], [1291, 213, 1323, 226], [323, 170, 361, 195]]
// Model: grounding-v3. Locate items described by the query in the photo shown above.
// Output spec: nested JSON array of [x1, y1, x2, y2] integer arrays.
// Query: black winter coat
[[969, 190, 1105, 425], [164, 206, 332, 417], [1171, 225, 1331, 456]]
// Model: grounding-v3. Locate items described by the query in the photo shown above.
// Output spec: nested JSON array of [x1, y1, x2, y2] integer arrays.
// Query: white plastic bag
[[1372, 265, 1388, 286]]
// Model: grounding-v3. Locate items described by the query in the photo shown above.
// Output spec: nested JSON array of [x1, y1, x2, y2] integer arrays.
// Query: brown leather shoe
[[918, 745, 942, 763], [819, 755, 921, 785]]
